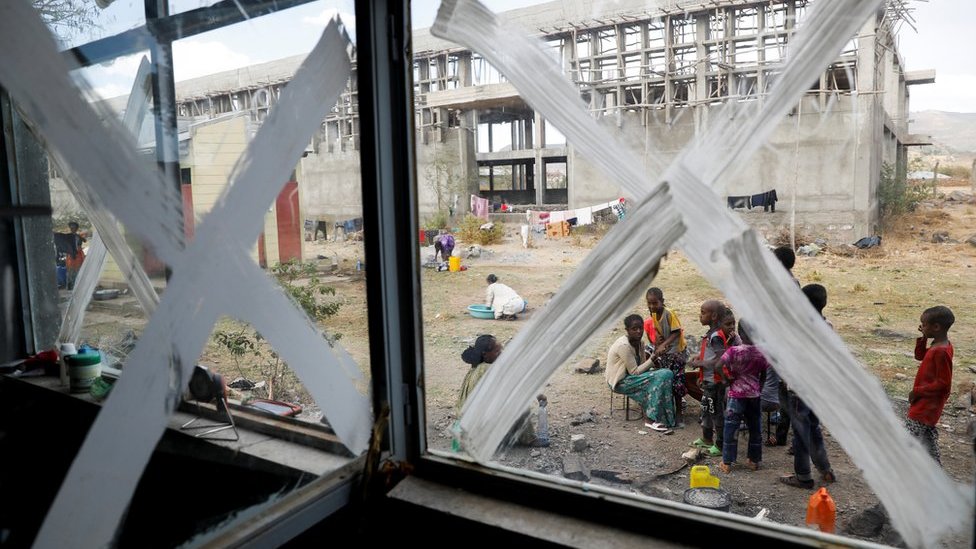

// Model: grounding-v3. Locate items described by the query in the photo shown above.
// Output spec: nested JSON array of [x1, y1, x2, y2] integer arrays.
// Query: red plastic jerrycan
[[805, 487, 836, 533]]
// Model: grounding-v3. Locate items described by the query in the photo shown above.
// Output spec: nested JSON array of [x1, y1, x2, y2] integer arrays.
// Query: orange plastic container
[[806, 487, 836, 533]]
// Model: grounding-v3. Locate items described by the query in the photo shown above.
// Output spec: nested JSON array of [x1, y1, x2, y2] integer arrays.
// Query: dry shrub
[[768, 227, 812, 249], [917, 209, 951, 225], [457, 214, 504, 245]]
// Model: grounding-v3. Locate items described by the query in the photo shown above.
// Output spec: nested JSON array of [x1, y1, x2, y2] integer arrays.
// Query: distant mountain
[[909, 110, 976, 154]]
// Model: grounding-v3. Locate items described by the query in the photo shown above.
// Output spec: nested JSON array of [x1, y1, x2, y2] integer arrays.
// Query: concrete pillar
[[695, 14, 708, 105], [853, 14, 883, 236], [534, 111, 545, 204]]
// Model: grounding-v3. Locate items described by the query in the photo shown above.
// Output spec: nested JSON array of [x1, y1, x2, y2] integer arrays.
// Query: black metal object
[[354, 0, 424, 464]]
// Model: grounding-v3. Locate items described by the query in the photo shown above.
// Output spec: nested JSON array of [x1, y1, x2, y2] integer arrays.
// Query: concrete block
[[562, 455, 590, 481], [571, 434, 587, 452]]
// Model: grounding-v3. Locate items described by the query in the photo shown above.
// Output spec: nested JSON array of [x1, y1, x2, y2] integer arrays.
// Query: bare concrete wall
[[298, 148, 363, 223], [568, 94, 880, 243], [415, 128, 474, 222]]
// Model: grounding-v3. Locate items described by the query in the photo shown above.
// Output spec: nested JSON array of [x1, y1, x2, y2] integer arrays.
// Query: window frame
[[3, 0, 875, 545]]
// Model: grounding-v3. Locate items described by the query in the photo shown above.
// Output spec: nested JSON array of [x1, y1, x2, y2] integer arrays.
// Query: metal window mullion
[[354, 0, 423, 463], [145, 0, 182, 252]]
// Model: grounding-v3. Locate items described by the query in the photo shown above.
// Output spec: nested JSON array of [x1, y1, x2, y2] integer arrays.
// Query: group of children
[[641, 245, 957, 489]]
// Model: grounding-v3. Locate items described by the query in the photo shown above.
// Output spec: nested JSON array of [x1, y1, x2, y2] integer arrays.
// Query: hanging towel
[[471, 194, 490, 219], [727, 195, 751, 209], [751, 190, 778, 212], [575, 207, 593, 226], [549, 210, 567, 223]]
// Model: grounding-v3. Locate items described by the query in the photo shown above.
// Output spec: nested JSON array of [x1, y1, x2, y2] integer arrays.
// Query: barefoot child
[[688, 300, 728, 457], [718, 320, 769, 473], [906, 306, 955, 465]]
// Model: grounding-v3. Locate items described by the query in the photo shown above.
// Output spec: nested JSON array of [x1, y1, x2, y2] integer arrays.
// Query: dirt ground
[[413, 186, 976, 546], [78, 185, 976, 545]]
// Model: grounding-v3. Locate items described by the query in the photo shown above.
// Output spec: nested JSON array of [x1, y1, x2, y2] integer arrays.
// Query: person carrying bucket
[[485, 274, 524, 321]]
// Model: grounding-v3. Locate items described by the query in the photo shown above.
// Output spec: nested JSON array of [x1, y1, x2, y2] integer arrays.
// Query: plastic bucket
[[66, 352, 101, 394], [683, 487, 731, 512], [448, 256, 461, 272]]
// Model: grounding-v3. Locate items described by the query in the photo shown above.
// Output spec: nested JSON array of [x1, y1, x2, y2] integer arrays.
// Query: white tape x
[[435, 1, 973, 547], [0, 3, 371, 547]]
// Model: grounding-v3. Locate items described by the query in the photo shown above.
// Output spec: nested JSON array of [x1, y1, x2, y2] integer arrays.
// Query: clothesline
[[726, 189, 778, 212], [525, 197, 626, 228]]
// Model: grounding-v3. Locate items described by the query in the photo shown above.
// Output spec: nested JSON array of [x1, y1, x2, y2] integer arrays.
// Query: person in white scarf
[[485, 274, 525, 320]]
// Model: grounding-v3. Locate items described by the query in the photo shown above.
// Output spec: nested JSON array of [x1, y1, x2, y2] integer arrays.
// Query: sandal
[[646, 422, 669, 432], [779, 475, 814, 489], [718, 462, 732, 474], [690, 438, 711, 448], [705, 445, 722, 457], [746, 460, 760, 471], [821, 471, 837, 484]]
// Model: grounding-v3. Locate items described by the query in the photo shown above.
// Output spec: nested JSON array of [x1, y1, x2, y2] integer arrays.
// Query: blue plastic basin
[[467, 304, 494, 319]]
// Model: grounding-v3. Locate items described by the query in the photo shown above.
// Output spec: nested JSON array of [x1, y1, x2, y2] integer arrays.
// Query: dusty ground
[[78, 186, 976, 545], [414, 188, 976, 546]]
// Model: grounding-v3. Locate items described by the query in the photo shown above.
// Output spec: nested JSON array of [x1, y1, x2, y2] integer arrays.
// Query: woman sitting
[[606, 314, 676, 430], [644, 287, 691, 418], [457, 334, 544, 447], [485, 274, 525, 320]]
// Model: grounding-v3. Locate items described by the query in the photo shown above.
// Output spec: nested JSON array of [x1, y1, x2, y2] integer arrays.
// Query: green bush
[[457, 214, 504, 245], [422, 210, 450, 230], [879, 162, 927, 226], [212, 259, 341, 400]]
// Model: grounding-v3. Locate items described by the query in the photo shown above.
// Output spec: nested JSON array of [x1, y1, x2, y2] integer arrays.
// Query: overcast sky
[[895, 0, 975, 113], [75, 1, 973, 114]]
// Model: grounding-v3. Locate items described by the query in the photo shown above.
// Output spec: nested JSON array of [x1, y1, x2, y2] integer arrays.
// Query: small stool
[[609, 387, 643, 421]]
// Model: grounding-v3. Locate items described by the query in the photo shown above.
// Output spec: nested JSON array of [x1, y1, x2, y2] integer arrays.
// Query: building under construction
[[170, 0, 931, 241]]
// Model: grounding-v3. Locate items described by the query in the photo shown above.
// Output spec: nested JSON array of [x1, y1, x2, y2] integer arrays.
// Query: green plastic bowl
[[467, 304, 494, 319]]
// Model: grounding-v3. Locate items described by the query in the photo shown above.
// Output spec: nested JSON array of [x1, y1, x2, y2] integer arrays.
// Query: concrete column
[[695, 14, 708, 104], [853, 15, 882, 236], [534, 111, 545, 205]]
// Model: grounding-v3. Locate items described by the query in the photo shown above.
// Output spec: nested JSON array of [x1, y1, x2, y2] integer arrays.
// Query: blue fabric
[[722, 397, 763, 464]]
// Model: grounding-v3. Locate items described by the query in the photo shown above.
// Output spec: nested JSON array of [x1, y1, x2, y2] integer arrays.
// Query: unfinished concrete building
[[164, 0, 928, 242], [407, 0, 931, 241]]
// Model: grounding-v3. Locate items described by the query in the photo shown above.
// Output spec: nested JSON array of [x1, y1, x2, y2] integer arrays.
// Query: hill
[[910, 110, 976, 154]]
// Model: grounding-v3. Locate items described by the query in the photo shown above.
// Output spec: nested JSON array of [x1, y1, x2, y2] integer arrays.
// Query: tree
[[32, 0, 99, 39], [423, 146, 466, 217]]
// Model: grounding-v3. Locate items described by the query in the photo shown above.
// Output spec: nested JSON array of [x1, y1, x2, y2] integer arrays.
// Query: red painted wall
[[275, 180, 302, 263]]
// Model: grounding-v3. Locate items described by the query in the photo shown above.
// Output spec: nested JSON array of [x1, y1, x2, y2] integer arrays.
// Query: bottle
[[536, 395, 549, 446], [450, 421, 462, 453], [806, 487, 836, 533], [356, 259, 362, 271]]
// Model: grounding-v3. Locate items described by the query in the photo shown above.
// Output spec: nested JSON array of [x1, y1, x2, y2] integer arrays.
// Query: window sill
[[11, 374, 355, 477]]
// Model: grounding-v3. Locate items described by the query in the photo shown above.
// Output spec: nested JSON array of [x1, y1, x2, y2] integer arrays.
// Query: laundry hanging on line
[[470, 194, 490, 220], [526, 197, 625, 230], [726, 189, 778, 212]]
